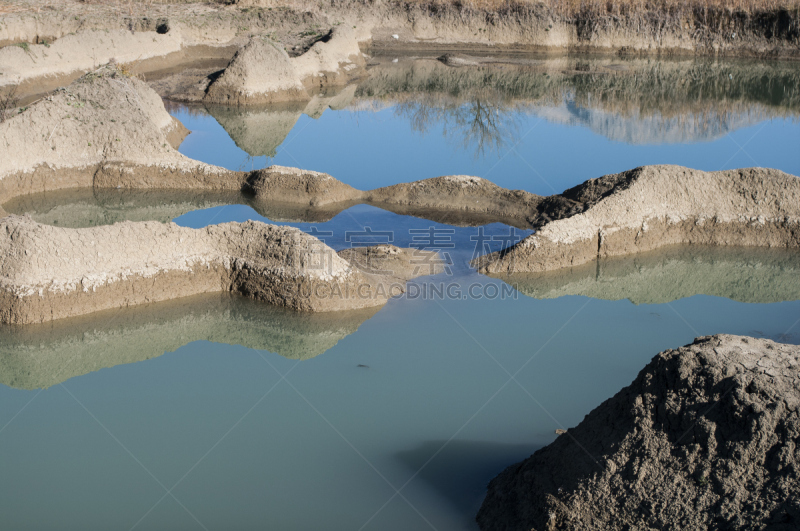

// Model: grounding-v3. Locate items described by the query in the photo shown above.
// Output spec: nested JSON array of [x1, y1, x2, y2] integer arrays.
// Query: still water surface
[[1, 55, 799, 530]]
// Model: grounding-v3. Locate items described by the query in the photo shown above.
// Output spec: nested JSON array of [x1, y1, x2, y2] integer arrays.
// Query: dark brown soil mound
[[477, 334, 800, 531]]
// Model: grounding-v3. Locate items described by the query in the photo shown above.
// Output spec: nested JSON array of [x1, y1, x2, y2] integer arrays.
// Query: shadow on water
[[395, 439, 539, 521], [0, 292, 379, 390]]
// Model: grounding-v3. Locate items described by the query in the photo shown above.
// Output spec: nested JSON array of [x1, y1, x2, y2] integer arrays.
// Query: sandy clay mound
[[0, 292, 379, 390], [202, 28, 365, 105], [0, 216, 441, 324], [478, 334, 800, 531], [476, 165, 800, 274], [203, 36, 308, 105], [0, 65, 242, 207]]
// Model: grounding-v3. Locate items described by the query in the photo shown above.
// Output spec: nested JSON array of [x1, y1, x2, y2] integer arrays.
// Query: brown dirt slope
[[477, 334, 800, 531]]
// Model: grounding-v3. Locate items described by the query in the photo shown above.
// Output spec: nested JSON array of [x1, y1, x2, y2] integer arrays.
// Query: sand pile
[[203, 28, 365, 105], [0, 65, 239, 205], [204, 37, 308, 105]]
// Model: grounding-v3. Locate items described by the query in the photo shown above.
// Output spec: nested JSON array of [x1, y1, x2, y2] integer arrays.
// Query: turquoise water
[[1, 56, 800, 530]]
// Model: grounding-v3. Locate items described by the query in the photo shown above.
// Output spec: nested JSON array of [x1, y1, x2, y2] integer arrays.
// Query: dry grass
[[397, 0, 800, 16], [0, 87, 20, 123]]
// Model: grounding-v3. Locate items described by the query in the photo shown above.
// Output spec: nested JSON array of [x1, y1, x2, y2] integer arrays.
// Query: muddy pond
[[2, 56, 800, 530]]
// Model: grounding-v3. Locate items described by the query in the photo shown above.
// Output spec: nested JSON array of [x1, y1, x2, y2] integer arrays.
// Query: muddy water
[[2, 56, 800, 531]]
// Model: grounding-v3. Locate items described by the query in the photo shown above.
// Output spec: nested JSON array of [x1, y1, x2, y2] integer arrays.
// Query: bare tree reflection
[[393, 91, 523, 158]]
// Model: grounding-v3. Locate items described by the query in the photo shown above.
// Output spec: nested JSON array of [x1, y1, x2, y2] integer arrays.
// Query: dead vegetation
[[0, 87, 20, 123], [396, 0, 800, 16]]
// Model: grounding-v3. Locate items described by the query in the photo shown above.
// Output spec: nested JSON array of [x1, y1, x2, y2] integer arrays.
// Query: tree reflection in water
[[393, 91, 527, 158]]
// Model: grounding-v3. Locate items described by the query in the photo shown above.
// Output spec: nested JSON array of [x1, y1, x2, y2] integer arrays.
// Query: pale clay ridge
[[477, 165, 800, 274], [0, 28, 183, 89], [477, 334, 800, 531], [0, 65, 232, 204], [0, 215, 442, 324]]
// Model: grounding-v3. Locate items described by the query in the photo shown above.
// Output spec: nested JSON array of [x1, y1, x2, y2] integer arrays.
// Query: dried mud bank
[[500, 245, 800, 305], [245, 168, 556, 228], [476, 165, 800, 274], [477, 334, 800, 531], [2, 0, 798, 61], [0, 215, 442, 324], [0, 292, 379, 389]]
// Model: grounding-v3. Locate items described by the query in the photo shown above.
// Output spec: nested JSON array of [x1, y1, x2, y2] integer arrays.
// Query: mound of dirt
[[0, 65, 241, 205], [247, 165, 363, 206], [476, 165, 800, 274], [368, 175, 545, 225], [204, 36, 309, 105], [477, 334, 800, 531], [0, 215, 439, 324], [203, 27, 365, 105]]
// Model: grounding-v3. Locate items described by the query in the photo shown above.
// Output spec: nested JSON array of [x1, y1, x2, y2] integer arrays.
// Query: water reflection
[[2, 188, 244, 228], [355, 57, 800, 152], [392, 92, 523, 157], [494, 245, 800, 305], [0, 293, 378, 389], [177, 84, 358, 162], [178, 57, 800, 162], [3, 188, 535, 229]]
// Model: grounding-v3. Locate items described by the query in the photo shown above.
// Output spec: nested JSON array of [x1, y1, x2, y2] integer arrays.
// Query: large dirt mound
[[0, 65, 237, 205], [477, 334, 800, 531], [204, 36, 309, 105], [203, 27, 365, 105]]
